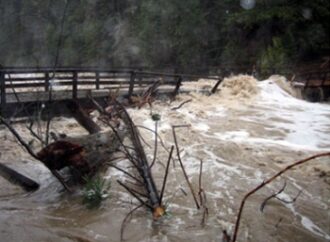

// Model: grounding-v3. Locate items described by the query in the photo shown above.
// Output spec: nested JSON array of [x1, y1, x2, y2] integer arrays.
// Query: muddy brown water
[[0, 76, 329, 242]]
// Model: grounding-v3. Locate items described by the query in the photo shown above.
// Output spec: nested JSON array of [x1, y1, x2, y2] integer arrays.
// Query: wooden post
[[72, 71, 78, 99], [211, 77, 223, 94], [172, 76, 182, 96], [95, 71, 100, 90], [128, 71, 135, 100], [138, 68, 143, 86], [0, 71, 6, 113], [321, 71, 327, 87], [45, 72, 50, 91], [304, 74, 311, 90]]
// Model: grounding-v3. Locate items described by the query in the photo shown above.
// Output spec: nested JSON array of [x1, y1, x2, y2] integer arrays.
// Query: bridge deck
[[0, 67, 220, 116]]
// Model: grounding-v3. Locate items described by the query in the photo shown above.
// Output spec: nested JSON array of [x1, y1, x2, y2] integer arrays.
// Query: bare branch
[[108, 164, 144, 185], [172, 125, 200, 209], [0, 116, 39, 160], [117, 180, 152, 210], [260, 181, 287, 212], [160, 145, 174, 203], [171, 99, 192, 110], [120, 204, 144, 241], [276, 190, 302, 204], [149, 121, 158, 168], [231, 152, 330, 242]]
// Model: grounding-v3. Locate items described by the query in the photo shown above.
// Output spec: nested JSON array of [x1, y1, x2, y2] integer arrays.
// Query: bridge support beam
[[72, 71, 78, 99]]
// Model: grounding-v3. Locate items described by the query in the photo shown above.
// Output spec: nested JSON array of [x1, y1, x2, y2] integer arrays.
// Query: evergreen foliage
[[0, 0, 329, 71]]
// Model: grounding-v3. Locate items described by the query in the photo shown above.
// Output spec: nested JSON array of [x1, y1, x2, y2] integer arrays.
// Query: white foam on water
[[277, 193, 330, 240], [255, 80, 330, 150], [193, 123, 210, 132]]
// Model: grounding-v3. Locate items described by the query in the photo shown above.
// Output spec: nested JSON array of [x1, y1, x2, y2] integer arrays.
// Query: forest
[[0, 0, 329, 73]]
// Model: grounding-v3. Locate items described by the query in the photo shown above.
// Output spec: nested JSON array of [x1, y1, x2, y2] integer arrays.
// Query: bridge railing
[[0, 67, 220, 112]]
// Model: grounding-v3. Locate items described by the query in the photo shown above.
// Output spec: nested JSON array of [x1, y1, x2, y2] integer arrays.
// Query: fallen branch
[[108, 164, 144, 185], [231, 152, 330, 242], [276, 190, 302, 204], [149, 120, 158, 168], [260, 181, 287, 212], [135, 125, 172, 154], [171, 99, 192, 110], [198, 159, 209, 225], [117, 180, 152, 210], [120, 204, 144, 241], [159, 146, 174, 203], [0, 163, 40, 191], [0, 116, 39, 160], [172, 125, 200, 209]]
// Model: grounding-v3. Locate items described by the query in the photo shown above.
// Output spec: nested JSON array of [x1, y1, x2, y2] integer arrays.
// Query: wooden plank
[[4, 77, 46, 81], [6, 76, 73, 82], [6, 81, 74, 88]]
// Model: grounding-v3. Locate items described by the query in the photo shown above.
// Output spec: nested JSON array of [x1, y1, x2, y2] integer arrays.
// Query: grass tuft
[[82, 175, 111, 209]]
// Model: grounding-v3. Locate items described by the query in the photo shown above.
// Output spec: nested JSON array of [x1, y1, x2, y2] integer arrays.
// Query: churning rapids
[[0, 75, 329, 242]]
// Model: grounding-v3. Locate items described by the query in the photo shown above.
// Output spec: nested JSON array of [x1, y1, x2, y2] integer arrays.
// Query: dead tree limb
[[260, 181, 287, 212], [117, 180, 152, 210], [27, 121, 46, 146], [198, 159, 208, 225], [108, 164, 144, 185], [172, 125, 200, 209], [51, 170, 72, 192], [198, 159, 204, 204], [231, 152, 330, 242], [149, 120, 158, 168], [0, 163, 39, 191], [117, 103, 164, 217], [120, 204, 144, 242], [159, 145, 174, 204], [171, 99, 192, 110], [211, 77, 223, 94], [135, 125, 172, 154], [0, 116, 39, 160], [276, 190, 302, 204]]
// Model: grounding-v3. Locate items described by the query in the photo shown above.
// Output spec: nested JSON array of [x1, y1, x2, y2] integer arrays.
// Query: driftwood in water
[[0, 163, 40, 191], [129, 80, 161, 108]]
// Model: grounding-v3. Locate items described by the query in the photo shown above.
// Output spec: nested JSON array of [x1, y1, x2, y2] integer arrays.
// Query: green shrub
[[259, 37, 289, 77], [82, 175, 111, 209]]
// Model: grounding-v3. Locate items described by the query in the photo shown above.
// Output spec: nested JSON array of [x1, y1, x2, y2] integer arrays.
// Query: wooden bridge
[[0, 67, 220, 116], [1, 66, 329, 116], [293, 70, 330, 102]]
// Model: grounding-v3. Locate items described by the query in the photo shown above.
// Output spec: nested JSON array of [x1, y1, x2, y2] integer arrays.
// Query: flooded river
[[0, 75, 329, 241]]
